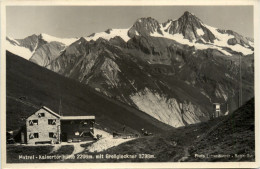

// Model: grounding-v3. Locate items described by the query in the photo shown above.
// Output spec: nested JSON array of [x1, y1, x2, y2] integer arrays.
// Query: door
[[61, 132, 67, 142]]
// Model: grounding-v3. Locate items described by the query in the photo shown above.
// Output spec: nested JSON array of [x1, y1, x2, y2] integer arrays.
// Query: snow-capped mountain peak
[[85, 28, 130, 42], [128, 17, 163, 38], [6, 36, 33, 60], [6, 37, 20, 46], [146, 12, 254, 56], [6, 11, 254, 62], [39, 33, 78, 46]]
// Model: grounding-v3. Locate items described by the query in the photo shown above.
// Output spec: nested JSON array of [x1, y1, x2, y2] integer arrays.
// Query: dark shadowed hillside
[[187, 98, 255, 162], [6, 51, 173, 134], [97, 98, 254, 162]]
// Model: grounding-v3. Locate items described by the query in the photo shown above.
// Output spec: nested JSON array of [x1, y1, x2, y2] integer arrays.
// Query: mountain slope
[[6, 37, 34, 60], [127, 11, 253, 56], [6, 51, 173, 134], [46, 37, 216, 127], [97, 98, 254, 162], [44, 31, 254, 127], [187, 98, 255, 161], [163, 11, 216, 43], [6, 12, 254, 62], [6, 11, 254, 128], [6, 34, 78, 65]]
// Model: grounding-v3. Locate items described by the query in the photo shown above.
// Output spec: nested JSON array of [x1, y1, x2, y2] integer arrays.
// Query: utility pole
[[239, 54, 242, 107], [59, 97, 62, 116]]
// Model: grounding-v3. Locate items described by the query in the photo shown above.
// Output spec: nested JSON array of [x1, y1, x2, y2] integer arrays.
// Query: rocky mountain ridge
[[6, 11, 254, 128], [7, 11, 254, 61]]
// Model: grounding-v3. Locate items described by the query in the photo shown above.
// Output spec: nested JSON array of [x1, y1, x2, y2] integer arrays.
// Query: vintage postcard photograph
[[1, 0, 259, 168]]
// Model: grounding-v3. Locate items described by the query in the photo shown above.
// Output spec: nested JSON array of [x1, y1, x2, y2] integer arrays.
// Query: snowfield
[[40, 33, 78, 46], [85, 29, 130, 42], [151, 26, 233, 56], [6, 39, 33, 60], [196, 28, 204, 36], [6, 20, 253, 62], [150, 23, 253, 56], [204, 25, 254, 55]]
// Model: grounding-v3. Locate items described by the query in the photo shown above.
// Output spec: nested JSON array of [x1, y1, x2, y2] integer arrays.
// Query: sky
[[6, 6, 253, 39]]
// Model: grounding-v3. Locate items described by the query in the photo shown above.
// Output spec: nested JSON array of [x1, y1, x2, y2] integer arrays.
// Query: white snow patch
[[6, 40, 33, 60], [85, 29, 130, 42], [204, 25, 254, 55], [151, 25, 232, 56], [248, 40, 254, 47], [150, 23, 252, 56], [150, 30, 164, 37], [196, 28, 204, 36], [87, 128, 134, 152], [7, 37, 20, 45], [163, 20, 172, 32], [40, 33, 78, 46], [226, 43, 253, 55]]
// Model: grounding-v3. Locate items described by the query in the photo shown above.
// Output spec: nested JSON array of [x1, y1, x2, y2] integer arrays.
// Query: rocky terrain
[[6, 11, 254, 128], [6, 51, 172, 133], [99, 98, 255, 162]]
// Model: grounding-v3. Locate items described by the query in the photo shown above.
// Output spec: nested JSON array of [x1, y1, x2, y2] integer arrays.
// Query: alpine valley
[[6, 11, 254, 128]]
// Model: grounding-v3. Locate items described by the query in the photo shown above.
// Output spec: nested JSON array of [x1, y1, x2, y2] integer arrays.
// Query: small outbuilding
[[212, 103, 221, 118]]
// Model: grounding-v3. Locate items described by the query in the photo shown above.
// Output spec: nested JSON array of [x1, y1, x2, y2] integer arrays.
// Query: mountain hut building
[[24, 106, 95, 144]]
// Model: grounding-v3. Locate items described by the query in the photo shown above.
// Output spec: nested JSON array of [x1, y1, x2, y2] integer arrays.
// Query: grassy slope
[[187, 98, 255, 162], [6, 51, 254, 162], [6, 51, 173, 134], [98, 99, 254, 162]]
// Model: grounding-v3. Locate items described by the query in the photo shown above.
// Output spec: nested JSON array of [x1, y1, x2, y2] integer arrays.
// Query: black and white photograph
[[1, 0, 259, 168]]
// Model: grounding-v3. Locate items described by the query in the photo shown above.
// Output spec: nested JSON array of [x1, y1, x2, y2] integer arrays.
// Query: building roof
[[60, 116, 95, 120], [42, 106, 61, 118], [27, 106, 95, 120]]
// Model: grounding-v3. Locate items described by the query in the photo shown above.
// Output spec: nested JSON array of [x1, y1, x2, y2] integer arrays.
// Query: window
[[49, 132, 54, 138], [29, 133, 39, 139], [34, 133, 39, 138], [29, 120, 38, 126], [49, 132, 57, 138], [48, 119, 56, 125], [38, 113, 45, 117], [33, 120, 38, 125]]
